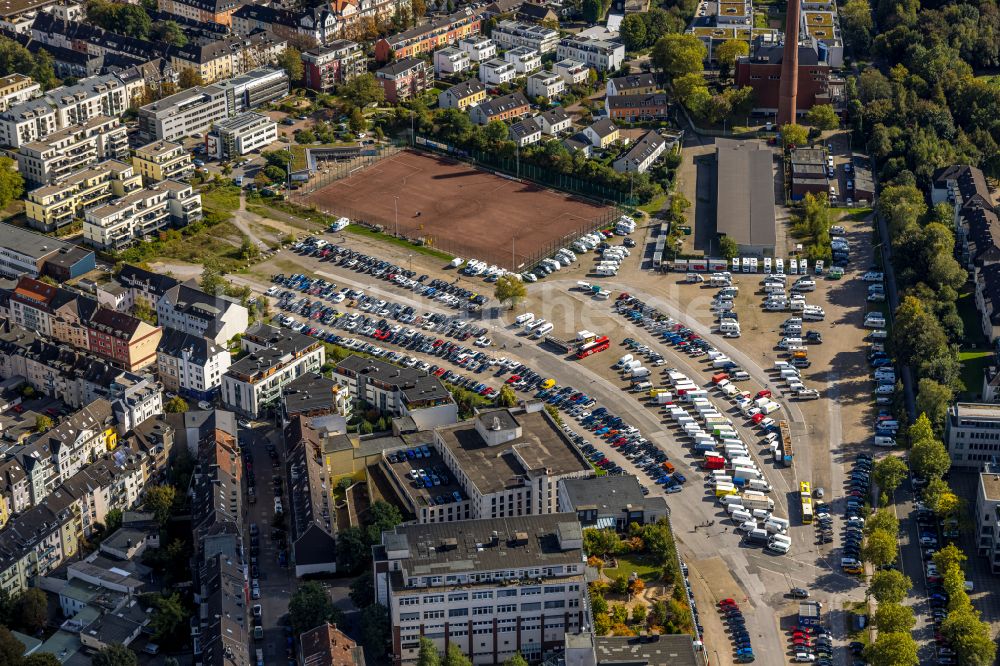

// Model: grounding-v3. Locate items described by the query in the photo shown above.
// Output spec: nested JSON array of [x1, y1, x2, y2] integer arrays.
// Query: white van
[[775, 258, 785, 274], [720, 495, 744, 507], [764, 257, 772, 273], [741, 258, 750, 272], [515, 312, 535, 326], [750, 258, 758, 273], [765, 517, 789, 532], [767, 539, 790, 554], [778, 337, 803, 349], [874, 436, 896, 447], [525, 319, 548, 332], [731, 508, 753, 523], [531, 322, 553, 338]]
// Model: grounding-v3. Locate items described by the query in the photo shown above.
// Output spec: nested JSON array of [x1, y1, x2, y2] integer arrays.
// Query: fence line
[[293, 144, 404, 197]]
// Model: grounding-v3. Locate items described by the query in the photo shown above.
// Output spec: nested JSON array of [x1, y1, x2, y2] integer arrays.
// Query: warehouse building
[[715, 138, 776, 256]]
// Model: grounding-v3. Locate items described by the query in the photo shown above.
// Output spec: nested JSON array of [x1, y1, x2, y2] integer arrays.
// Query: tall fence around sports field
[[412, 135, 637, 207], [292, 144, 404, 197], [300, 199, 626, 271]]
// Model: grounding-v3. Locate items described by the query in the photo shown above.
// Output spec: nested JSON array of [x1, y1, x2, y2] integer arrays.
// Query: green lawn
[[636, 194, 667, 216], [605, 552, 661, 583], [845, 601, 869, 643], [199, 183, 241, 213], [345, 224, 455, 262], [958, 289, 989, 348], [959, 349, 993, 399]]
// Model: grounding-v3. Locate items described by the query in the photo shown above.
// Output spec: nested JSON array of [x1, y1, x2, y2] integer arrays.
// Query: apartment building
[[117, 265, 180, 311], [490, 20, 558, 53], [156, 328, 232, 401], [137, 85, 229, 143], [0, 98, 56, 149], [434, 47, 471, 76], [85, 308, 162, 372], [554, 59, 589, 85], [556, 36, 624, 72], [976, 465, 1000, 573], [606, 73, 657, 97], [527, 70, 565, 100], [333, 355, 458, 430], [0, 74, 40, 112], [375, 58, 430, 104], [605, 94, 669, 122], [302, 41, 365, 93], [168, 32, 286, 84], [613, 131, 667, 174], [0, 501, 76, 595], [300, 624, 364, 666], [373, 513, 588, 665], [0, 223, 92, 280], [458, 36, 496, 62], [25, 160, 143, 232], [0, 322, 122, 411], [36, 399, 117, 484], [206, 112, 277, 159], [157, 280, 248, 345], [479, 59, 517, 85], [83, 180, 203, 251], [504, 46, 541, 75], [535, 107, 572, 135], [132, 140, 194, 184], [157, 0, 249, 26], [108, 372, 163, 433], [438, 80, 487, 110], [221, 323, 325, 418], [375, 9, 482, 61], [16, 115, 128, 186], [946, 402, 1000, 468], [214, 67, 290, 115], [469, 92, 530, 125]]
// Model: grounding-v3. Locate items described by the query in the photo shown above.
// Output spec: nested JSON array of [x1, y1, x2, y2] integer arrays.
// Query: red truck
[[711, 372, 730, 384], [703, 455, 725, 470]]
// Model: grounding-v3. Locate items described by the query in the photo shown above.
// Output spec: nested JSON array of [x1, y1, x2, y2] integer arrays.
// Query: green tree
[[941, 605, 997, 666], [411, 0, 426, 18], [864, 632, 918, 666], [341, 73, 385, 107], [502, 654, 528, 666], [861, 529, 898, 567], [714, 39, 749, 79], [610, 574, 629, 595], [872, 455, 907, 495], [417, 638, 441, 666], [804, 104, 840, 130], [0, 624, 23, 665], [200, 261, 225, 295], [932, 543, 967, 576], [443, 642, 472, 666], [34, 414, 52, 433], [651, 33, 706, 80], [780, 123, 809, 147], [349, 107, 367, 134], [24, 654, 62, 666], [494, 274, 527, 309], [277, 46, 304, 84], [144, 484, 177, 526], [497, 385, 517, 407], [360, 604, 391, 654], [582, 0, 604, 23], [349, 570, 375, 608], [0, 156, 24, 207], [873, 602, 915, 633], [631, 603, 647, 624], [264, 165, 287, 183], [365, 500, 403, 544], [178, 68, 203, 89], [240, 236, 260, 261], [151, 20, 187, 47], [92, 644, 139, 666], [164, 396, 188, 413], [289, 582, 342, 634], [104, 508, 123, 533], [336, 526, 368, 573], [296, 129, 316, 143], [583, 528, 621, 556], [915, 379, 953, 434], [147, 593, 187, 640], [909, 434, 951, 481], [620, 14, 648, 51], [923, 478, 961, 519], [672, 72, 710, 114], [864, 509, 899, 537], [718, 235, 739, 259], [869, 569, 912, 603], [840, 0, 874, 51]]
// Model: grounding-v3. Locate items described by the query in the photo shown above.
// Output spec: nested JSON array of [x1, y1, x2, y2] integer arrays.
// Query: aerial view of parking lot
[[2, 1, 997, 665]]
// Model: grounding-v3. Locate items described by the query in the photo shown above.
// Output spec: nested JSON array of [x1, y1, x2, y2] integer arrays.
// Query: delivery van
[[720, 495, 743, 506], [730, 509, 753, 523]]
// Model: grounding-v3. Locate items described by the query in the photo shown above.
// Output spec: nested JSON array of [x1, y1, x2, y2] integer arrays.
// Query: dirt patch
[[300, 149, 618, 270]]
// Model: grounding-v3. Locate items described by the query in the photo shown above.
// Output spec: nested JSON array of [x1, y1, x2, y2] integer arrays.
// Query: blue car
[[672, 472, 687, 484]]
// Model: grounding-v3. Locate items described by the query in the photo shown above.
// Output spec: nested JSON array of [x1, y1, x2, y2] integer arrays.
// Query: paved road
[[242, 423, 295, 664]]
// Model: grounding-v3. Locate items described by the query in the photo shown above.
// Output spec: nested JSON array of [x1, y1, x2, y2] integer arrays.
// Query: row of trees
[[0, 37, 58, 91], [619, 9, 688, 52]]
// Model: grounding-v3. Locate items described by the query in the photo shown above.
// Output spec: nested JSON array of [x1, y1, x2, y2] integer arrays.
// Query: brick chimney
[[777, 0, 801, 125]]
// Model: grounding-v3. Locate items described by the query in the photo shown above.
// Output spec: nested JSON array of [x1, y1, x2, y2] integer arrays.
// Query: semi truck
[[740, 490, 775, 511], [779, 420, 794, 467]]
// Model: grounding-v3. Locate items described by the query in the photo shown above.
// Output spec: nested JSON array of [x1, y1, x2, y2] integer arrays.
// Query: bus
[[801, 497, 814, 524], [576, 336, 611, 359]]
